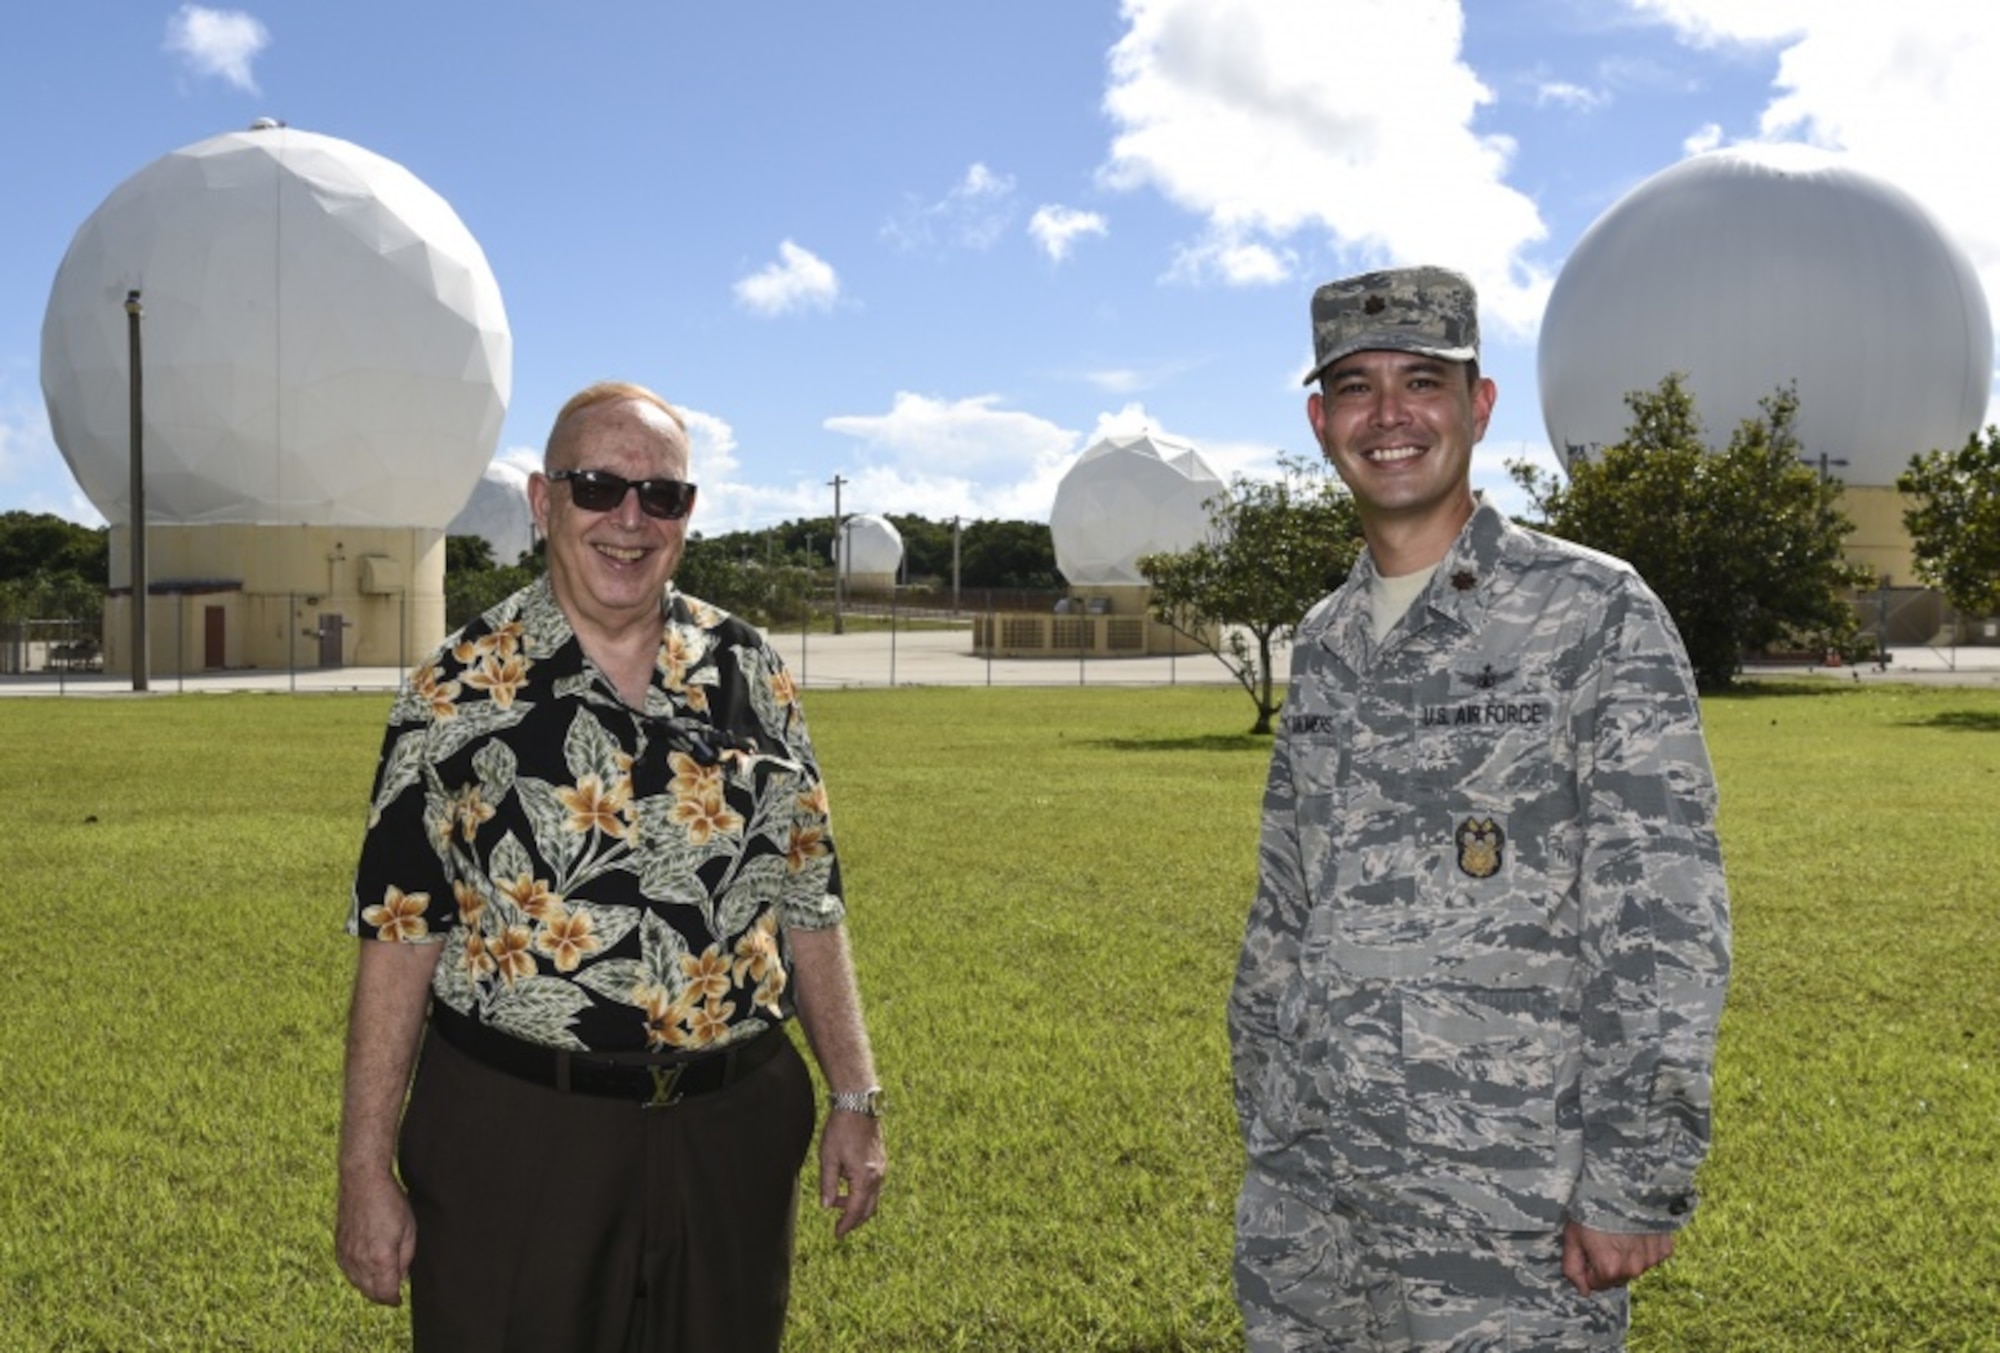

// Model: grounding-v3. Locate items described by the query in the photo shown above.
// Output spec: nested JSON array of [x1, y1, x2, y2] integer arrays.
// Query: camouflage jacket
[[1230, 502, 1730, 1234]]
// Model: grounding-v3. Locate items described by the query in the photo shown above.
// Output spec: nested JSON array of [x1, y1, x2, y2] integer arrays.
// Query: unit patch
[[1455, 816, 1505, 879]]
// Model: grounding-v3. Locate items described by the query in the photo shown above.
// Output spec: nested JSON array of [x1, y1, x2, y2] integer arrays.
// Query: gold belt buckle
[[643, 1062, 686, 1109]]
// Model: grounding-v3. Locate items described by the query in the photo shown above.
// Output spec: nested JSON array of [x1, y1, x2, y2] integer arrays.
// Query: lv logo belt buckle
[[644, 1063, 686, 1109]]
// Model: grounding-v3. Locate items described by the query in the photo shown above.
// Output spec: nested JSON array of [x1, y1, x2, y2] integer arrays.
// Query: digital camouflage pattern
[[350, 575, 843, 1054], [1236, 1168, 1626, 1351], [1230, 500, 1730, 1247], [1303, 265, 1481, 387]]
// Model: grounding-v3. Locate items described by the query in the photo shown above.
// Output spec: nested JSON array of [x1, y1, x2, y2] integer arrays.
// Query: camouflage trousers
[[1235, 1170, 1628, 1352]]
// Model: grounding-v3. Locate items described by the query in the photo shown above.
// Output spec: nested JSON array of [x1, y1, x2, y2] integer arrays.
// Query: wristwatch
[[829, 1086, 884, 1118]]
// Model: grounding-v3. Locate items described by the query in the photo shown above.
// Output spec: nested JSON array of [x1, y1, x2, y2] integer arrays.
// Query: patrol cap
[[1303, 265, 1479, 387]]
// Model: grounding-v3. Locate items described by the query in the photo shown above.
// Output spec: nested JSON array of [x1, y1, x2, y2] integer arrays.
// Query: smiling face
[[530, 396, 694, 642], [1307, 349, 1495, 571]]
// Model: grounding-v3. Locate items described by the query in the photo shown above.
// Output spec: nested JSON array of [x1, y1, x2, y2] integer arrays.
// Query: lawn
[[0, 682, 1993, 1350]]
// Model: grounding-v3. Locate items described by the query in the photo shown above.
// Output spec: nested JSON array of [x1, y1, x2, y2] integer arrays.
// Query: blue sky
[[2, 1, 1996, 535]]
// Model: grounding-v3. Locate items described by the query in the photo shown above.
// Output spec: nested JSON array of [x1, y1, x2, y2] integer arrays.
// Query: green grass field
[[0, 682, 1994, 1351]]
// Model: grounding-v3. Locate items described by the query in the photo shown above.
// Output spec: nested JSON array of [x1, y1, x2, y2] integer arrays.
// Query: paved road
[[3, 626, 1996, 697]]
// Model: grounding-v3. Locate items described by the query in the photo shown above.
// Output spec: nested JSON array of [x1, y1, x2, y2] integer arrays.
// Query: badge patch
[[1455, 817, 1504, 879]]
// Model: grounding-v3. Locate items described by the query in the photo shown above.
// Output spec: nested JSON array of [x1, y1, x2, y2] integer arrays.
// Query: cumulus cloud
[[0, 395, 98, 524], [164, 5, 269, 93], [1682, 122, 1725, 155], [1536, 80, 1607, 112], [884, 163, 1019, 252], [1029, 205, 1109, 262], [733, 240, 840, 316], [1098, 0, 1551, 332], [825, 392, 1077, 474]]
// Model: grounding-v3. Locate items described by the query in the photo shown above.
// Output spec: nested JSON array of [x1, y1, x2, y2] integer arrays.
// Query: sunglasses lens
[[567, 474, 626, 511], [638, 483, 695, 519]]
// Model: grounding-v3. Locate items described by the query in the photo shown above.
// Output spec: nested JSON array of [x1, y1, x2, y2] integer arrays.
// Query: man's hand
[[1562, 1220, 1674, 1295], [818, 1108, 886, 1238], [335, 1169, 417, 1305]]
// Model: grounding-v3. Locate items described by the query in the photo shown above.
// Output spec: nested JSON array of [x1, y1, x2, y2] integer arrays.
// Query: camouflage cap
[[1303, 265, 1479, 386]]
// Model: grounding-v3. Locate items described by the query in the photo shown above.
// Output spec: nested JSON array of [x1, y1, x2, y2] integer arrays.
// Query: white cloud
[[0, 396, 99, 525], [164, 5, 269, 94], [1682, 122, 1725, 155], [825, 392, 1077, 474], [884, 162, 1019, 251], [1029, 205, 1109, 262], [733, 240, 840, 316], [1535, 80, 1607, 112], [1099, 0, 1551, 331]]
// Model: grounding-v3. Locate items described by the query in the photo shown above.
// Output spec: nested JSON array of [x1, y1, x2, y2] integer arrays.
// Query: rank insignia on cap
[[1455, 817, 1504, 879], [1364, 294, 1386, 314]]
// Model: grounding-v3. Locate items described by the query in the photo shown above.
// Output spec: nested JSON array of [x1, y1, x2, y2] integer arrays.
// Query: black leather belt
[[429, 1001, 787, 1107]]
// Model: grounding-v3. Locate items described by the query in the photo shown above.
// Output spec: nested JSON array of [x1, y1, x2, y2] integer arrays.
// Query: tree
[[1897, 426, 2000, 617], [1511, 374, 1870, 689], [1139, 456, 1362, 734]]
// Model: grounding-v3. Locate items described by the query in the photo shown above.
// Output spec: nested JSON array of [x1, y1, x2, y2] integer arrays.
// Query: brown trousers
[[398, 1025, 816, 1352]]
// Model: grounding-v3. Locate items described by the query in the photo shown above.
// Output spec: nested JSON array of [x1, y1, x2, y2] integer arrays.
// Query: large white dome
[[41, 123, 511, 528], [448, 460, 535, 567], [1539, 144, 1992, 487], [832, 513, 903, 575], [1050, 432, 1223, 586]]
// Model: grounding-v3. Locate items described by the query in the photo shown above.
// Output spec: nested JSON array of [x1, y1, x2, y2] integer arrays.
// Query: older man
[[336, 380, 884, 1352], [1230, 269, 1730, 1351]]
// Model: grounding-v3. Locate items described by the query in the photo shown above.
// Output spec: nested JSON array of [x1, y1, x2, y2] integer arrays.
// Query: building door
[[318, 613, 346, 668], [204, 606, 225, 668]]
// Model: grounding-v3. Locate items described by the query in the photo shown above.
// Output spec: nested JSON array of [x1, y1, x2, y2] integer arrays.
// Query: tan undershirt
[[1369, 563, 1439, 644]]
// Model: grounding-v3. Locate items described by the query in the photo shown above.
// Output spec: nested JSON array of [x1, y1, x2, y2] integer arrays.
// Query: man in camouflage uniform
[[1231, 266, 1730, 1351]]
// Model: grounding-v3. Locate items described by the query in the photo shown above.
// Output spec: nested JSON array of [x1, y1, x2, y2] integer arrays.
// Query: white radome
[[41, 123, 511, 527], [1050, 432, 1224, 586], [832, 513, 904, 575], [448, 460, 535, 567], [1539, 143, 1992, 487]]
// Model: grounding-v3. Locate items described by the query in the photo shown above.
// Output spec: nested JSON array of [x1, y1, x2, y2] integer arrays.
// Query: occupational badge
[[1455, 816, 1504, 879]]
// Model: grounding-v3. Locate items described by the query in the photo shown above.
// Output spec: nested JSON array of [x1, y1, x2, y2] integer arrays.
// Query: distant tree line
[[0, 512, 107, 629]]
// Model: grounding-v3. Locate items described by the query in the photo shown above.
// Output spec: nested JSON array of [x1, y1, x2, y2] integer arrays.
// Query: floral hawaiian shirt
[[349, 575, 843, 1054]]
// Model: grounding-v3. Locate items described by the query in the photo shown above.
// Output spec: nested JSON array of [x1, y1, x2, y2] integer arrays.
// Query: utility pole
[[828, 473, 847, 635], [125, 290, 149, 692]]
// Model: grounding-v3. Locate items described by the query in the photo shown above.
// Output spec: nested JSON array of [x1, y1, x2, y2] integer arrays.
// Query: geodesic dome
[[448, 460, 535, 567], [1050, 432, 1223, 586], [831, 514, 903, 575], [41, 121, 511, 528], [1539, 144, 1992, 487]]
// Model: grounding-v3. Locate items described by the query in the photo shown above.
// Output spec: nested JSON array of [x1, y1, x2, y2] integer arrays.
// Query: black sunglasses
[[548, 468, 698, 520]]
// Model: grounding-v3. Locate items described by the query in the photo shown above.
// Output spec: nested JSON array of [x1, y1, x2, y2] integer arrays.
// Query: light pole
[[125, 289, 149, 692], [828, 473, 847, 635]]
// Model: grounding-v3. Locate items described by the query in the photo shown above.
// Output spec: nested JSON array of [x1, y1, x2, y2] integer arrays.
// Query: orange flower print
[[732, 914, 781, 986], [670, 789, 744, 845], [412, 661, 461, 720], [685, 996, 735, 1047], [452, 879, 485, 927], [558, 774, 634, 840], [640, 984, 697, 1050], [786, 823, 828, 873], [488, 925, 536, 984], [495, 872, 562, 921], [460, 931, 496, 981], [463, 652, 530, 709], [534, 904, 602, 973], [680, 945, 734, 1004], [682, 684, 710, 714], [667, 751, 725, 804], [452, 620, 525, 667], [362, 886, 430, 942], [658, 628, 698, 690], [766, 667, 798, 710], [796, 782, 829, 818], [451, 785, 496, 843]]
